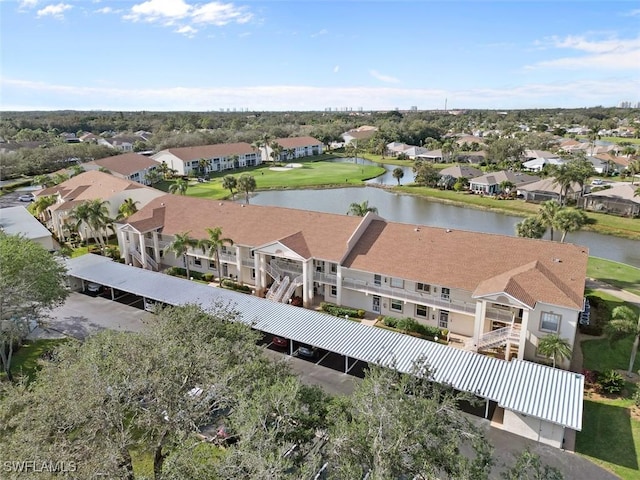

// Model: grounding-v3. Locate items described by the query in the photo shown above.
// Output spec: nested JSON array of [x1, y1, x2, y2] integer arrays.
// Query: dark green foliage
[[598, 369, 625, 394], [220, 279, 252, 293], [319, 302, 364, 318], [383, 316, 447, 340]]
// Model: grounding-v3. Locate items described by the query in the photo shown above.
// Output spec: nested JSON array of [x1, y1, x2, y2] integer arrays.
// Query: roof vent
[[219, 202, 223, 206], [553, 258, 562, 263], [446, 229, 452, 233], [241, 204, 245, 207], [414, 227, 420, 232], [160, 202, 164, 206]]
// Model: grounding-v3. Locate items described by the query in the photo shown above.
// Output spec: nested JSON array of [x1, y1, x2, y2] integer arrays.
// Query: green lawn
[[576, 397, 640, 479], [588, 257, 640, 297], [176, 159, 385, 200], [0, 338, 69, 383]]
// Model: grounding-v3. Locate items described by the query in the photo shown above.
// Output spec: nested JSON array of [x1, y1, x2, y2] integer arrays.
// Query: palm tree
[[537, 200, 561, 241], [31, 195, 57, 221], [347, 200, 378, 217], [116, 198, 139, 220], [515, 217, 546, 239], [392, 167, 404, 185], [441, 141, 455, 163], [345, 141, 359, 163], [197, 227, 234, 283], [197, 158, 210, 176], [550, 164, 574, 206], [499, 180, 516, 195], [553, 208, 588, 243], [164, 232, 198, 279], [237, 174, 256, 204], [628, 159, 640, 185], [158, 161, 170, 179], [286, 148, 296, 162], [604, 306, 640, 375], [269, 141, 283, 164], [168, 178, 188, 195], [537, 334, 572, 368], [69, 201, 92, 245], [32, 174, 53, 188], [86, 199, 113, 251], [260, 133, 272, 163], [222, 175, 237, 200], [145, 170, 163, 186]]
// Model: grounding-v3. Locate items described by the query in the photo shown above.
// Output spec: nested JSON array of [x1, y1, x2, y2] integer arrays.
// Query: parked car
[[297, 345, 318, 358], [86, 282, 102, 294], [272, 336, 288, 348], [591, 179, 604, 186], [18, 193, 35, 202]]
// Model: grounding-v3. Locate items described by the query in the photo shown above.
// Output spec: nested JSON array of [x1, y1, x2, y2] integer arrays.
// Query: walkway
[[586, 279, 640, 309]]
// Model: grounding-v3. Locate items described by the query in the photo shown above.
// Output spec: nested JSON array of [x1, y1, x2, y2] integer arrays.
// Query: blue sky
[[1, 0, 639, 111]]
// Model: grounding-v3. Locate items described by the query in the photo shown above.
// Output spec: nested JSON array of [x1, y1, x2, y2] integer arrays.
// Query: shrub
[[598, 370, 625, 394], [203, 273, 214, 282], [582, 369, 599, 385], [383, 316, 398, 328], [320, 302, 363, 318], [220, 279, 252, 293], [166, 267, 187, 277], [633, 388, 640, 407]]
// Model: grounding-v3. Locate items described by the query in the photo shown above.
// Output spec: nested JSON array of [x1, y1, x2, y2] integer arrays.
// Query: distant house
[[263, 136, 323, 162], [469, 171, 540, 195], [438, 165, 482, 179], [342, 126, 378, 145], [33, 170, 165, 243], [455, 150, 487, 164], [582, 183, 640, 217], [152, 143, 260, 176], [518, 178, 581, 203], [415, 149, 444, 162], [83, 153, 160, 186], [454, 135, 486, 148], [97, 137, 137, 152], [522, 157, 566, 172], [592, 153, 629, 175], [386, 143, 429, 159]]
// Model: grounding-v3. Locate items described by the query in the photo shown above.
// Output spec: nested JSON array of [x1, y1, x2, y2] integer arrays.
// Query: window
[[330, 286, 337, 297], [330, 263, 337, 274], [441, 287, 450, 300], [374, 274, 382, 286], [416, 283, 430, 293], [391, 299, 403, 312], [416, 304, 427, 318], [251, 268, 256, 279], [209, 260, 216, 269], [439, 311, 449, 329], [194, 258, 202, 266], [540, 312, 561, 332], [250, 250, 255, 258], [390, 278, 404, 289]]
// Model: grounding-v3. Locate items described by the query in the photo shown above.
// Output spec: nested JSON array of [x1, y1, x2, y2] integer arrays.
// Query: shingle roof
[[87, 153, 159, 176], [439, 165, 483, 179], [35, 171, 146, 203], [584, 183, 640, 203], [470, 171, 540, 186], [160, 143, 257, 161], [274, 136, 322, 148]]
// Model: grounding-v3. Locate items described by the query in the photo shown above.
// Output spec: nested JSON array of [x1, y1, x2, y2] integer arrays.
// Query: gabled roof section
[[470, 171, 540, 186], [274, 136, 322, 148], [473, 261, 583, 310], [159, 143, 257, 161], [278, 231, 312, 258], [126, 206, 166, 233], [87, 153, 159, 176], [34, 171, 147, 203]]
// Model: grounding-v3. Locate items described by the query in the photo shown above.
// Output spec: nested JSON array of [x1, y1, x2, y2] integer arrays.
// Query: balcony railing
[[313, 271, 337, 285], [241, 257, 255, 268], [272, 259, 302, 276], [342, 277, 476, 315]]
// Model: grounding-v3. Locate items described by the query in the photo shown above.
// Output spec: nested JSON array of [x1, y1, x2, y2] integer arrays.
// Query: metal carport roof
[[66, 254, 583, 431]]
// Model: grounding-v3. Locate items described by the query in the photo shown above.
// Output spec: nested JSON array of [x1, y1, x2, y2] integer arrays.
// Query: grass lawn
[[576, 396, 640, 479], [0, 338, 69, 383], [182, 159, 385, 200], [588, 257, 640, 296]]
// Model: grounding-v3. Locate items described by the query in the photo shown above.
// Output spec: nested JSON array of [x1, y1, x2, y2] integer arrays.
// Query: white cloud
[[333, 65, 340, 73], [19, 0, 39, 9], [311, 29, 328, 38], [95, 7, 117, 14], [36, 3, 72, 19], [528, 34, 640, 71], [6, 76, 636, 111], [369, 70, 400, 84], [175, 25, 197, 37], [124, 0, 252, 30], [624, 9, 640, 17]]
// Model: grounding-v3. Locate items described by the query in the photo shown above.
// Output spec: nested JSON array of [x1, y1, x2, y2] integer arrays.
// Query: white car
[[591, 179, 604, 186], [18, 193, 35, 202], [86, 282, 102, 293]]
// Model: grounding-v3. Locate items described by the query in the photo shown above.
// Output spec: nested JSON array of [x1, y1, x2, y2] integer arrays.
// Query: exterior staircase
[[129, 247, 158, 271], [475, 323, 522, 350]]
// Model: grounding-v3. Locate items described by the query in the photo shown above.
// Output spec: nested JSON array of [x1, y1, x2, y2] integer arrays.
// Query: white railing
[[342, 277, 476, 315], [272, 259, 303, 276], [476, 324, 522, 350], [129, 247, 157, 271], [282, 274, 304, 303], [271, 276, 291, 303], [265, 263, 282, 282], [266, 278, 281, 301], [313, 271, 337, 285], [486, 308, 515, 323], [241, 257, 255, 268], [219, 251, 237, 263]]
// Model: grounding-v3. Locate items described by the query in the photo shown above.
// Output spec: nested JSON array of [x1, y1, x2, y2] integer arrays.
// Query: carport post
[[289, 341, 293, 356], [111, 288, 115, 300], [344, 356, 349, 373], [485, 399, 489, 419]]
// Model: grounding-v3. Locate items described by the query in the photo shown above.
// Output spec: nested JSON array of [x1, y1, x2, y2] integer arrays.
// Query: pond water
[[248, 186, 640, 268]]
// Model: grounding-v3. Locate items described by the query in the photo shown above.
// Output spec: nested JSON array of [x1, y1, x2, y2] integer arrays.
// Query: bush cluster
[[320, 302, 365, 319], [220, 279, 252, 293], [383, 316, 448, 340], [165, 267, 205, 281], [582, 369, 626, 394]]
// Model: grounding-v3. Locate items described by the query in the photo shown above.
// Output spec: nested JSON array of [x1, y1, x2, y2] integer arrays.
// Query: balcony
[[272, 259, 302, 276], [313, 271, 337, 285], [241, 257, 255, 268]]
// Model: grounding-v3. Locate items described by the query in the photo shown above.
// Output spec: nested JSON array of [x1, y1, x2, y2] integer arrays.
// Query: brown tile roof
[[34, 171, 146, 203], [342, 220, 588, 310], [470, 171, 540, 186], [162, 143, 257, 161], [439, 165, 483, 179], [125, 195, 362, 262], [274, 137, 322, 148], [88, 153, 159, 176]]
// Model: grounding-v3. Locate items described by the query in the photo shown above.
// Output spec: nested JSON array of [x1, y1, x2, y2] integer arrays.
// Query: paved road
[[586, 279, 640, 309], [33, 293, 619, 480]]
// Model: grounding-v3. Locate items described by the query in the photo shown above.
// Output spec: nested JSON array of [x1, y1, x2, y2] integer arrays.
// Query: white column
[[336, 266, 343, 305], [518, 309, 530, 360], [152, 232, 160, 267], [472, 300, 487, 350], [236, 246, 243, 284], [253, 253, 263, 293], [302, 259, 312, 308], [138, 233, 146, 269], [120, 230, 131, 265]]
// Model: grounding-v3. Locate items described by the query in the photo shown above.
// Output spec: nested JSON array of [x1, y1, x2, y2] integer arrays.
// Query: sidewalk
[[585, 279, 640, 308]]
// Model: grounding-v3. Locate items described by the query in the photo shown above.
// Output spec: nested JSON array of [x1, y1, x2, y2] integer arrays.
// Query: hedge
[[220, 279, 252, 293], [382, 316, 448, 340], [320, 302, 365, 319]]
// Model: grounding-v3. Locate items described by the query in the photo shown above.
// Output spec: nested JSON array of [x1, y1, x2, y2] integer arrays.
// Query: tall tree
[[413, 160, 440, 187], [168, 178, 188, 195], [327, 360, 493, 479], [537, 334, 572, 368], [0, 233, 68, 381], [260, 133, 272, 163], [86, 199, 114, 250], [197, 227, 234, 283], [237, 174, 256, 204], [628, 159, 640, 185], [164, 231, 198, 279], [145, 169, 163, 186], [269, 141, 283, 164], [222, 175, 237, 200], [69, 201, 93, 245], [392, 167, 404, 185], [515, 217, 546, 239], [347, 200, 378, 216], [116, 198, 139, 220], [30, 195, 57, 222], [537, 200, 561, 241], [605, 306, 640, 375], [550, 164, 574, 206], [553, 208, 588, 243]]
